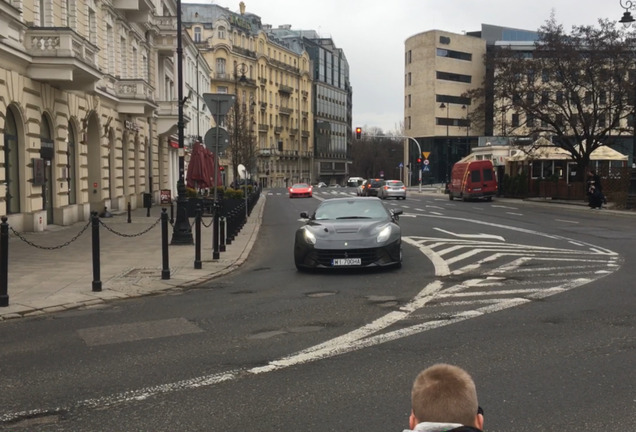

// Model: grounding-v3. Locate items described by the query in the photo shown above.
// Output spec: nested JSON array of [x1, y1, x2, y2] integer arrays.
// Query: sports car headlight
[[303, 227, 317, 245], [376, 225, 392, 243]]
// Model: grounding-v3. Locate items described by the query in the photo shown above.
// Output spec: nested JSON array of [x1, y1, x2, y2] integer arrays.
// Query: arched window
[[4, 108, 20, 214]]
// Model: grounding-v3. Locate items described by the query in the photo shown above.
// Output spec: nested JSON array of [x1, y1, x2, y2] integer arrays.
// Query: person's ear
[[475, 412, 484, 430], [409, 411, 417, 429]]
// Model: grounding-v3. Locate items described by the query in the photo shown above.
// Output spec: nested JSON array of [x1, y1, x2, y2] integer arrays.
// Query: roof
[[507, 144, 628, 162]]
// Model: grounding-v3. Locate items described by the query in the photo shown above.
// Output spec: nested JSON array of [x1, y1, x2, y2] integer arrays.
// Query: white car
[[378, 180, 407, 200]]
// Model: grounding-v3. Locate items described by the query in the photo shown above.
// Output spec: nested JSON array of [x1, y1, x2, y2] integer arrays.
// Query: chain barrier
[[99, 216, 161, 237], [201, 215, 214, 228], [9, 220, 92, 250]]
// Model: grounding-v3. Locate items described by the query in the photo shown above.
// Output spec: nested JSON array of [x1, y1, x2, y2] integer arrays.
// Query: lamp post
[[439, 102, 450, 183], [619, 1, 636, 166], [170, 0, 193, 245]]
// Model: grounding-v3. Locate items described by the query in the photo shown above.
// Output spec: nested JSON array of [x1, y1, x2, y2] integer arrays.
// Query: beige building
[[0, 0, 209, 231], [183, 2, 314, 188], [404, 29, 486, 183]]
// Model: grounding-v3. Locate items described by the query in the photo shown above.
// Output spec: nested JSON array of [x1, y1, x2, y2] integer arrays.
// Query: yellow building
[[183, 2, 314, 188]]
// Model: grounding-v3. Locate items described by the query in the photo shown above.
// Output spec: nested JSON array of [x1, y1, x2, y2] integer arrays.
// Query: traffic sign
[[423, 159, 430, 165], [204, 127, 230, 153], [422, 165, 430, 172], [422, 151, 430, 159], [203, 93, 236, 124]]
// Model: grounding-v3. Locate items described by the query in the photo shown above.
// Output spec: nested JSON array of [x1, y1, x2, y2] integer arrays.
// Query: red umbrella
[[186, 142, 211, 189]]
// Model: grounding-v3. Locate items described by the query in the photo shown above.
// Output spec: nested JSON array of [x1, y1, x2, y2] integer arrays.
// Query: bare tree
[[470, 17, 636, 175], [226, 97, 257, 184]]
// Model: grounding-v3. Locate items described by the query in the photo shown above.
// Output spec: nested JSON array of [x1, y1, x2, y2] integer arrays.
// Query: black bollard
[[219, 216, 226, 252], [212, 201, 220, 260], [91, 212, 102, 292], [1, 216, 9, 306], [161, 208, 170, 279], [169, 201, 174, 225], [194, 205, 202, 269], [127, 202, 132, 223]]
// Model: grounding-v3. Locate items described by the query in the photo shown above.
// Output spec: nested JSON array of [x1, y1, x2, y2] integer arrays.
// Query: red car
[[289, 183, 313, 198]]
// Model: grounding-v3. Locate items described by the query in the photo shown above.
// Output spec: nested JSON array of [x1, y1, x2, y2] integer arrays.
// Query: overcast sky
[[191, 0, 623, 133]]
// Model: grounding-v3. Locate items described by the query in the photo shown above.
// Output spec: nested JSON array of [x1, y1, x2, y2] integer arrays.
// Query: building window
[[436, 71, 471, 83], [218, 26, 225, 39], [436, 48, 472, 61], [216, 58, 226, 77], [511, 113, 520, 127], [194, 27, 201, 42]]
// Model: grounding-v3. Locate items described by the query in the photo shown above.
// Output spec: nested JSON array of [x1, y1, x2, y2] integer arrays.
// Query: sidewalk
[[0, 193, 266, 321]]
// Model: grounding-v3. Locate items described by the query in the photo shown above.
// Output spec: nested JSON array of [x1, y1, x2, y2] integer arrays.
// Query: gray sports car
[[294, 197, 402, 270]]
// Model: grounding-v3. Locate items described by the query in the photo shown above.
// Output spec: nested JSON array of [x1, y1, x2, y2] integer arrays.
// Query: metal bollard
[[1, 216, 9, 306], [161, 208, 170, 279], [194, 205, 202, 269], [127, 202, 132, 223], [212, 201, 220, 260], [170, 202, 174, 225], [91, 212, 102, 292], [219, 216, 226, 252]]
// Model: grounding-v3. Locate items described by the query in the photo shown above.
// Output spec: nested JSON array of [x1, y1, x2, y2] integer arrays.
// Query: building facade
[[182, 2, 314, 188], [267, 27, 352, 186], [0, 0, 209, 231], [404, 29, 486, 184]]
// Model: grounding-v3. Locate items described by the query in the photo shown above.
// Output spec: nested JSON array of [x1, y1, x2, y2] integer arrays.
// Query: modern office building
[[404, 29, 486, 184], [182, 2, 314, 188], [0, 0, 208, 231]]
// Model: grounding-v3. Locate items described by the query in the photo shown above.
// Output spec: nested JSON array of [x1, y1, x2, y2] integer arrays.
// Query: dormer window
[[194, 27, 202, 43]]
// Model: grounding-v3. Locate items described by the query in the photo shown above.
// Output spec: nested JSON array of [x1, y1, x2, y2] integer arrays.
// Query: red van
[[448, 159, 497, 201]]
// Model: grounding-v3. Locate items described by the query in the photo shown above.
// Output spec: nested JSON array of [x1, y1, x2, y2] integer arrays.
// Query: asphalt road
[[0, 188, 634, 431]]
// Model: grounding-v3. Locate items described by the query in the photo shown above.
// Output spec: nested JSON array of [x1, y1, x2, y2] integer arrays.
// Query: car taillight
[[384, 186, 389, 190]]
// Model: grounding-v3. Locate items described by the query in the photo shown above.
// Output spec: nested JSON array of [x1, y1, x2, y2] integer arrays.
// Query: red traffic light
[[219, 166, 225, 171], [355, 127, 362, 139], [416, 158, 422, 163]]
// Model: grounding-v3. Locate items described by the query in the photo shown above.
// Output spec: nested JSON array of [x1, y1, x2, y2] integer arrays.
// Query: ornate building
[[0, 0, 209, 231], [182, 2, 314, 188]]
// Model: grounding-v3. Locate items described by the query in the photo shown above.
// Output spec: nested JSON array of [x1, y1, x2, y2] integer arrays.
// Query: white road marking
[[506, 212, 524, 216], [433, 227, 505, 242], [556, 219, 579, 224]]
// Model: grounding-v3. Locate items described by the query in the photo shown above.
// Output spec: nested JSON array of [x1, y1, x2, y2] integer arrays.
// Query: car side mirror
[[392, 209, 402, 221], [300, 211, 309, 219]]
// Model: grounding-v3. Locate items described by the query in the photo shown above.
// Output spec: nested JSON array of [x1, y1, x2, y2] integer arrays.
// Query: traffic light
[[355, 127, 362, 139], [416, 157, 422, 166], [219, 166, 225, 172]]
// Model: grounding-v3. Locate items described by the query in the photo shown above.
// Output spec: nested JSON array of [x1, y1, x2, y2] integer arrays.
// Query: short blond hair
[[411, 363, 479, 426]]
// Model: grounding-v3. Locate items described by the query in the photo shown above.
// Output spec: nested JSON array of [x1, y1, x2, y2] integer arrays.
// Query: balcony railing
[[26, 28, 98, 68], [279, 106, 293, 116], [116, 79, 155, 101], [278, 84, 293, 94]]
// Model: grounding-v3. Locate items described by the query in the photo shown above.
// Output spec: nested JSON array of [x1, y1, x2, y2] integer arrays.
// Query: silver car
[[378, 180, 407, 200]]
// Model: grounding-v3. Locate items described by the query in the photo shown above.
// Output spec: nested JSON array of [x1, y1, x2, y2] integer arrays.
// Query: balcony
[[116, 79, 158, 115], [274, 126, 283, 134], [154, 16, 177, 56], [289, 128, 299, 136], [258, 124, 269, 132], [278, 84, 293, 94], [156, 100, 179, 135], [25, 28, 101, 90], [302, 130, 310, 137], [113, 0, 153, 22], [259, 102, 267, 110], [279, 106, 292, 116]]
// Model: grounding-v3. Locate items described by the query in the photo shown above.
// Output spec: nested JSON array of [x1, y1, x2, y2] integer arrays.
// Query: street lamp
[[620, 0, 636, 25], [439, 102, 450, 183], [171, 0, 193, 245]]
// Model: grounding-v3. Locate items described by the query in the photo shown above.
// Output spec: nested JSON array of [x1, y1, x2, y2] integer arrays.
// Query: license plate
[[473, 188, 482, 191], [332, 258, 362, 266]]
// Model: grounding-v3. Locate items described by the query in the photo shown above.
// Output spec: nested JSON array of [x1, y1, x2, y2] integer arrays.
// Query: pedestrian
[[586, 169, 604, 209], [402, 363, 484, 432]]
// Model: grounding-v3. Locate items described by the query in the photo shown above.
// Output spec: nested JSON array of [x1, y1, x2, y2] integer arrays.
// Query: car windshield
[[315, 199, 388, 221], [292, 183, 309, 189]]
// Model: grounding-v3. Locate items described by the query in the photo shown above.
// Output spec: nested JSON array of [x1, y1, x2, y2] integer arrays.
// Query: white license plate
[[332, 258, 362, 266]]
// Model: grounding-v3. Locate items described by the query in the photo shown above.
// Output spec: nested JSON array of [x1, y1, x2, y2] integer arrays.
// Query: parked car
[[378, 180, 407, 200], [347, 177, 364, 187], [294, 197, 402, 270], [362, 178, 385, 196], [356, 180, 368, 196], [289, 183, 313, 198], [448, 159, 497, 201], [315, 182, 327, 188]]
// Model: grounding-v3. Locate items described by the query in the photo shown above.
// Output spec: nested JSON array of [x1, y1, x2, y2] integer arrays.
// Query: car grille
[[315, 248, 379, 266]]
